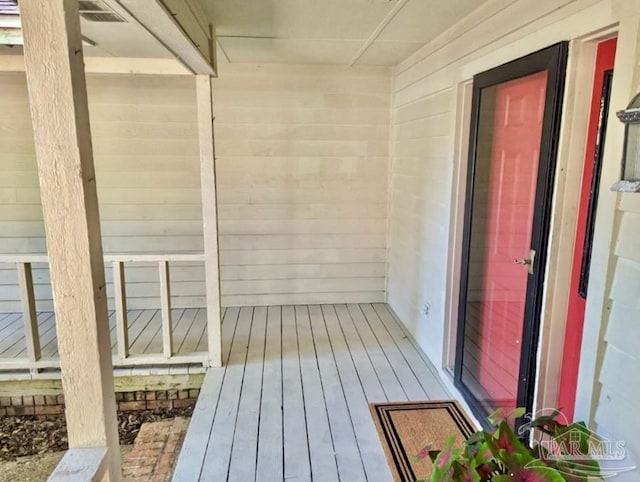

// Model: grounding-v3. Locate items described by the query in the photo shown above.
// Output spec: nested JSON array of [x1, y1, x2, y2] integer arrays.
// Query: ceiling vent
[[79, 1, 125, 22], [0, 0, 18, 16]]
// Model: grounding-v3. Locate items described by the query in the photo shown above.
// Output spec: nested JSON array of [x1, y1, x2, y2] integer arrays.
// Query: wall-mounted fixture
[[614, 93, 640, 192]]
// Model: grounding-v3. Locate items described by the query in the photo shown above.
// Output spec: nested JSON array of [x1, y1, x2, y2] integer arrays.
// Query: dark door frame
[[454, 42, 569, 425]]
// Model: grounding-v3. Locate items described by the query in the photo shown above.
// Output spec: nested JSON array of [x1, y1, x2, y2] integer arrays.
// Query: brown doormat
[[370, 400, 476, 482]]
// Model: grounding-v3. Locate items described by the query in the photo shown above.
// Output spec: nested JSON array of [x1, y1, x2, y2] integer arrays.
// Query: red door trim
[[559, 37, 617, 422]]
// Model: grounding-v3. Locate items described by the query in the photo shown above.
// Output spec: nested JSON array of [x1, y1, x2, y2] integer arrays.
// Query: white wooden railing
[[0, 253, 207, 373]]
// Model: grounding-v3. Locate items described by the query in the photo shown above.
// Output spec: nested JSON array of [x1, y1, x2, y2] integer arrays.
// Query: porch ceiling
[[0, 1, 174, 59], [1, 0, 490, 66], [204, 0, 490, 66]]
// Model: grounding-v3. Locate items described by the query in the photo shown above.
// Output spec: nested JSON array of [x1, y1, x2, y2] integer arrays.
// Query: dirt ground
[[0, 446, 134, 482], [0, 406, 193, 481]]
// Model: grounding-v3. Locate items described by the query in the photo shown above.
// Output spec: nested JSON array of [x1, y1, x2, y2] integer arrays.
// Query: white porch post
[[196, 75, 222, 367], [20, 0, 120, 479]]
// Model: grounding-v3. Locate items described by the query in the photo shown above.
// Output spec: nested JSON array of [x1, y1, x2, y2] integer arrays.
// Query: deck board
[[346, 304, 407, 401], [333, 304, 387, 402], [227, 306, 267, 482], [320, 304, 390, 480], [372, 303, 450, 400], [309, 304, 366, 482], [199, 306, 253, 481], [255, 306, 284, 481], [296, 305, 340, 482], [172, 307, 240, 482], [281, 305, 312, 481], [175, 303, 449, 482], [171, 308, 196, 355]]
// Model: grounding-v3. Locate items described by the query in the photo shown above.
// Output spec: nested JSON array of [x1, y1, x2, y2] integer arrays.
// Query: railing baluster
[[112, 261, 129, 360], [159, 261, 173, 358], [16, 262, 41, 365], [0, 253, 212, 372]]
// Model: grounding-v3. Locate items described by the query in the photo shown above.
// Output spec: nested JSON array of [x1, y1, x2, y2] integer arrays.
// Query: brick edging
[[0, 389, 200, 416]]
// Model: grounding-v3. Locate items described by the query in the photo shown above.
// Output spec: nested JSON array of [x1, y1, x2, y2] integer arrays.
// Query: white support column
[[196, 75, 222, 367], [19, 0, 120, 479]]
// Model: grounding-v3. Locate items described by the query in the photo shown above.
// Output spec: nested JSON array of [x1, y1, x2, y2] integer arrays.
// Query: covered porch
[[2, 0, 640, 480], [173, 303, 448, 482]]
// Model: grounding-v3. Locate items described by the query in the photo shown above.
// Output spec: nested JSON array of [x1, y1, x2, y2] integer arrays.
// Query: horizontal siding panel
[[604, 301, 640, 363], [215, 124, 390, 141], [217, 203, 386, 220], [0, 296, 208, 312], [220, 263, 385, 281], [0, 281, 204, 302], [218, 219, 386, 235], [594, 388, 640, 459], [86, 77, 196, 106], [598, 344, 639, 405], [0, 265, 203, 285], [212, 73, 390, 94], [218, 234, 386, 250], [0, 220, 204, 237], [98, 188, 202, 205], [90, 104, 197, 123], [394, 91, 453, 124], [236, 187, 384, 204], [0, 171, 40, 188], [99, 205, 202, 221], [0, 205, 43, 221], [96, 172, 201, 189], [92, 139, 199, 156], [221, 291, 386, 307], [610, 258, 640, 307], [615, 211, 640, 262], [619, 193, 640, 214], [221, 278, 385, 296], [0, 263, 385, 285], [216, 139, 370, 157], [212, 107, 390, 126], [219, 248, 386, 266], [93, 156, 198, 172]]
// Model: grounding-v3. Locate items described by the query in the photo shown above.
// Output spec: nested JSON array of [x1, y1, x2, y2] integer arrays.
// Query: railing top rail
[[104, 253, 205, 263], [0, 254, 49, 263], [0, 252, 205, 264]]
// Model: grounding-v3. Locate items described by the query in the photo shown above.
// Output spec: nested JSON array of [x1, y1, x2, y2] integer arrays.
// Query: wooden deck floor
[[174, 303, 450, 482], [0, 308, 209, 361]]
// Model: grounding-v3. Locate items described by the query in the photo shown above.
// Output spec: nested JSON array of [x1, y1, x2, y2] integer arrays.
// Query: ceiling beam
[[349, 0, 409, 66], [116, 0, 216, 75]]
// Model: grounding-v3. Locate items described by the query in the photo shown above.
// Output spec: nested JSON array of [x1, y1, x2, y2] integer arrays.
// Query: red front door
[[559, 38, 617, 422], [464, 72, 548, 413]]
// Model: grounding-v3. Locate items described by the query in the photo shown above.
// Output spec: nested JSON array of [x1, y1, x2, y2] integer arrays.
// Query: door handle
[[514, 249, 536, 275]]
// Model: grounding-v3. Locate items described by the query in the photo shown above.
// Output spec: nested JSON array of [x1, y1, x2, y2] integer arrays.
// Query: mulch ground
[[0, 405, 194, 461]]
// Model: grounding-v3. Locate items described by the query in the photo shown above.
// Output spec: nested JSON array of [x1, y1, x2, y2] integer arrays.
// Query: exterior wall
[[387, 0, 639, 476], [212, 63, 390, 306], [0, 63, 390, 310]]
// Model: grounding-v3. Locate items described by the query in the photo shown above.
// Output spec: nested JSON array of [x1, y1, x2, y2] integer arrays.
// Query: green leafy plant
[[420, 408, 603, 481]]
